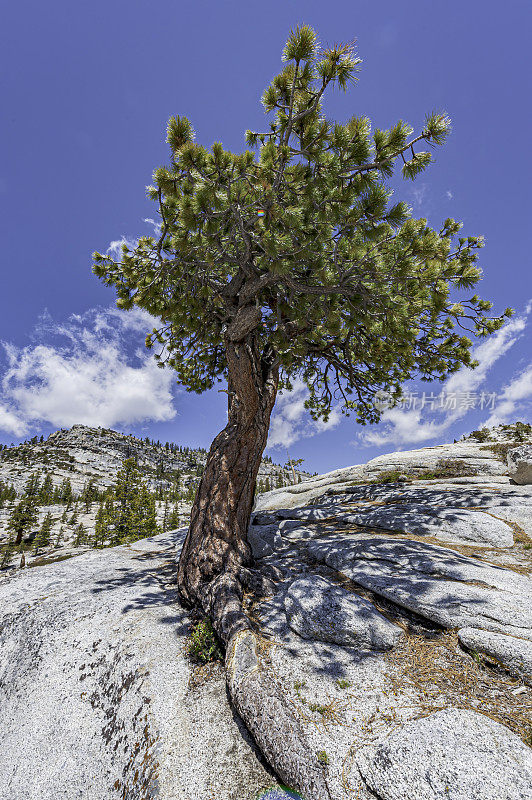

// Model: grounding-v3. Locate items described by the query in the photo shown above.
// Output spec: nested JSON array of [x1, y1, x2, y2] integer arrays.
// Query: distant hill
[[0, 423, 311, 497], [0, 425, 312, 568]]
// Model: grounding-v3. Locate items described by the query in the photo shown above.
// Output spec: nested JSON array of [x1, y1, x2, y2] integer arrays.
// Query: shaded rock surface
[[306, 536, 532, 639], [458, 627, 532, 685], [284, 575, 403, 650], [355, 708, 532, 800]]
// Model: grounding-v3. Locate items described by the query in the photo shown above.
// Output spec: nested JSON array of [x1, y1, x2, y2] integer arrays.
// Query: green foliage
[[98, 457, 160, 545], [93, 27, 509, 426], [38, 473, 54, 504], [481, 442, 523, 463], [73, 523, 88, 547], [316, 750, 329, 766], [469, 428, 492, 443], [0, 530, 16, 569], [8, 498, 38, 545], [34, 511, 53, 554], [335, 678, 351, 689], [186, 618, 223, 664], [372, 459, 478, 483]]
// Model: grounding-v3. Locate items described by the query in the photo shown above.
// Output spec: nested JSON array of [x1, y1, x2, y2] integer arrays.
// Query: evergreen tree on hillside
[[8, 498, 39, 547], [166, 503, 180, 530], [74, 523, 88, 547], [1, 530, 16, 569], [59, 478, 73, 507], [39, 473, 54, 505], [94, 499, 114, 548], [23, 472, 41, 500], [80, 479, 99, 512], [109, 457, 158, 544], [34, 512, 53, 555]]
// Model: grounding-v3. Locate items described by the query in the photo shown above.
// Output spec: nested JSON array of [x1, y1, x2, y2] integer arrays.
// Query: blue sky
[[1, 0, 531, 473]]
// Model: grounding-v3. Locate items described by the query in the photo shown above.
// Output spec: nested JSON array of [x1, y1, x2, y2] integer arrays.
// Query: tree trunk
[[177, 320, 333, 800], [177, 330, 278, 640]]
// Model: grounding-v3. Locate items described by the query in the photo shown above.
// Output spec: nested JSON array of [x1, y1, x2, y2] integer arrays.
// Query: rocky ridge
[[0, 424, 310, 568], [1, 424, 531, 799]]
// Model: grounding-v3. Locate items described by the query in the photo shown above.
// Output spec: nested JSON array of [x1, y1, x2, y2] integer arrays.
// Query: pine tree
[[74, 523, 87, 547], [1, 529, 16, 569], [162, 497, 170, 532], [40, 473, 54, 505], [8, 498, 39, 547], [34, 512, 53, 555], [92, 24, 510, 662], [108, 457, 159, 544], [80, 479, 98, 512], [23, 472, 41, 501], [54, 524, 64, 549], [60, 478, 73, 507], [167, 503, 180, 530], [94, 499, 113, 547]]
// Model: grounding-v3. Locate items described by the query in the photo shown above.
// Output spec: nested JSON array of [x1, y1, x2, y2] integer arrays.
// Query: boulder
[[343, 504, 513, 547], [355, 708, 532, 800], [508, 445, 532, 485], [284, 575, 403, 650], [307, 536, 532, 639], [458, 627, 532, 685]]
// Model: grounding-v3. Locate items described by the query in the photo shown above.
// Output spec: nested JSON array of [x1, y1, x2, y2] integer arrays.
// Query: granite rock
[[508, 444, 532, 485], [355, 708, 532, 800], [284, 575, 403, 650]]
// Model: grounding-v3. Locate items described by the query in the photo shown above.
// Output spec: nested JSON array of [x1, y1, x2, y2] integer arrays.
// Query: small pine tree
[[60, 478, 73, 508], [34, 512, 53, 555], [167, 503, 180, 530], [23, 472, 41, 500], [74, 523, 87, 547], [54, 524, 64, 549], [8, 498, 39, 547], [40, 473, 54, 504], [1, 529, 16, 569], [162, 497, 170, 532], [80, 479, 98, 512]]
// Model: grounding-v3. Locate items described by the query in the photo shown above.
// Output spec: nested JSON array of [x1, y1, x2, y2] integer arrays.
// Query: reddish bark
[[177, 329, 278, 643]]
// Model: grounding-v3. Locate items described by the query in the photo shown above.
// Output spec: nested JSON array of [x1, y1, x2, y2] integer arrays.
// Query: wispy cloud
[[446, 190, 454, 200], [106, 236, 138, 260], [267, 378, 342, 450], [105, 218, 159, 259], [359, 303, 532, 447], [0, 308, 177, 436], [482, 364, 532, 427]]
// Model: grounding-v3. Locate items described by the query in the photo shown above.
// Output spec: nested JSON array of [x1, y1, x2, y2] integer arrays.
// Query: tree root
[[183, 561, 332, 797], [225, 628, 333, 800]]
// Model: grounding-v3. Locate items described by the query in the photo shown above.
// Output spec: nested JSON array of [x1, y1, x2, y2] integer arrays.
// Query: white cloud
[[482, 364, 532, 427], [359, 306, 531, 448], [0, 308, 177, 436], [106, 236, 138, 260], [143, 217, 161, 235], [0, 404, 28, 437], [267, 378, 342, 450], [446, 190, 454, 200]]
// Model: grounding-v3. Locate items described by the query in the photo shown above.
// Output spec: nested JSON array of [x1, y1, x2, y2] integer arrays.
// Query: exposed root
[[226, 629, 333, 800]]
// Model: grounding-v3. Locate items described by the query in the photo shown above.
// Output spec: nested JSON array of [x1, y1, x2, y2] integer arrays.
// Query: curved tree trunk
[[177, 322, 333, 799], [177, 330, 278, 638]]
